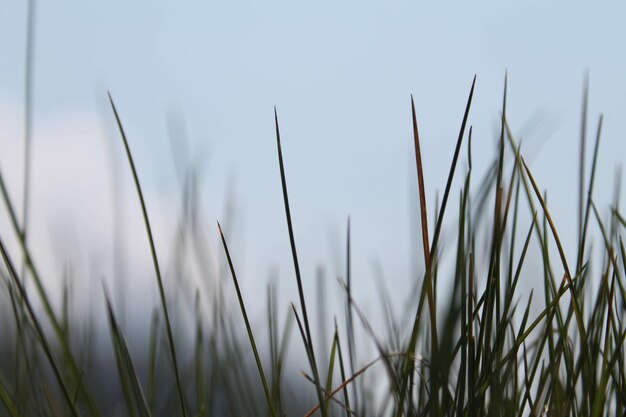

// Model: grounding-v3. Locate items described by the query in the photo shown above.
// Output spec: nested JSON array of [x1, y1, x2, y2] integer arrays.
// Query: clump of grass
[[0, 73, 625, 417]]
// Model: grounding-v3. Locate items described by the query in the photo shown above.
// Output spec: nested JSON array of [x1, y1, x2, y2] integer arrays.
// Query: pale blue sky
[[0, 1, 625, 334]]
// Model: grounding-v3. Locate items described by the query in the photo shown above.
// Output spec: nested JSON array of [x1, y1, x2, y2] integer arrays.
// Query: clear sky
[[0, 1, 625, 340]]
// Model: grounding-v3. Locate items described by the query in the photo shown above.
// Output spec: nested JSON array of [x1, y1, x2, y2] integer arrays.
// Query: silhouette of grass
[[0, 75, 625, 417]]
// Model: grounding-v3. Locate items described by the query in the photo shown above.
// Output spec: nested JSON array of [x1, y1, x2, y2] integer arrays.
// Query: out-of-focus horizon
[[0, 0, 625, 338]]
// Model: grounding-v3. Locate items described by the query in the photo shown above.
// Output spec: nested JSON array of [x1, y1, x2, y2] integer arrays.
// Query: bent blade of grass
[[108, 92, 187, 417], [521, 158, 588, 340], [0, 236, 79, 417], [410, 96, 439, 355], [506, 124, 580, 392], [217, 222, 276, 417], [398, 75, 476, 416], [274, 108, 328, 416], [103, 285, 152, 417], [0, 166, 101, 414]]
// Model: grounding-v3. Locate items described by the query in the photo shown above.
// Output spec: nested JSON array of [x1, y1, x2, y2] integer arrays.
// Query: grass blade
[[410, 96, 439, 353], [218, 222, 276, 417], [108, 93, 188, 417], [0, 236, 79, 417], [274, 108, 328, 416], [0, 166, 99, 415], [521, 158, 587, 342], [398, 75, 476, 416]]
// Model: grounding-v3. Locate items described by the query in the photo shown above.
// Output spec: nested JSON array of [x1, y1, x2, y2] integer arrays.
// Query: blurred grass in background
[[1, 68, 626, 417], [2, 2, 626, 415]]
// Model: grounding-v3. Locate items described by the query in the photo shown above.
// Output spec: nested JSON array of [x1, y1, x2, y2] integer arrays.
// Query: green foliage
[[1, 75, 625, 417]]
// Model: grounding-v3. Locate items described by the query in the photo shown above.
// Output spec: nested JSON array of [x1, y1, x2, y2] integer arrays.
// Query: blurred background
[[0, 0, 625, 413]]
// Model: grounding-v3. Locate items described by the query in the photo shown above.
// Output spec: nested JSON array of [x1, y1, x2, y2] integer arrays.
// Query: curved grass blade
[[0, 167, 99, 415], [410, 96, 438, 352], [398, 75, 476, 416], [0, 236, 79, 417], [108, 93, 188, 417], [218, 222, 276, 417], [521, 158, 588, 344], [274, 108, 328, 416]]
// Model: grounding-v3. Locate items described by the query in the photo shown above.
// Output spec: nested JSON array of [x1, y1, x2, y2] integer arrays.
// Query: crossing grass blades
[[0, 75, 625, 416]]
